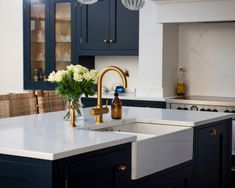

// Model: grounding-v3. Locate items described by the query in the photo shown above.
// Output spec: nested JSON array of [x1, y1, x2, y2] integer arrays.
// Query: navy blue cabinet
[[65, 144, 131, 188], [78, 0, 139, 56], [0, 144, 131, 188], [23, 0, 94, 90], [194, 119, 232, 188], [0, 155, 53, 188], [81, 97, 166, 108]]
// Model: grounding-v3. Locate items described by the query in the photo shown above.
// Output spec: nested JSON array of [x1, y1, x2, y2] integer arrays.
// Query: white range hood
[[153, 0, 235, 23]]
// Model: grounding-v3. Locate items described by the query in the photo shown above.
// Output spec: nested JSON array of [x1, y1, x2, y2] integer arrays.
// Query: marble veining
[[179, 22, 235, 97]]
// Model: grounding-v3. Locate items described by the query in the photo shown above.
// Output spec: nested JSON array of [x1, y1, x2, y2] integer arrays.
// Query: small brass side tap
[[89, 66, 127, 124]]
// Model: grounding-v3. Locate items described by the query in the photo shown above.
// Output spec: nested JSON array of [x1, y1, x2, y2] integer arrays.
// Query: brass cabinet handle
[[118, 165, 127, 172], [109, 39, 115, 43], [210, 128, 217, 136], [104, 39, 109, 43]]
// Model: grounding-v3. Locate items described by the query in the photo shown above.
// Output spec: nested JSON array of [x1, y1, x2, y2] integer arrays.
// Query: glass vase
[[64, 98, 83, 122]]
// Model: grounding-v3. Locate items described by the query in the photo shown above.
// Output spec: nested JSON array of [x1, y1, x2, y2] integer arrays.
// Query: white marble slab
[[82, 107, 235, 130], [0, 112, 136, 160], [0, 107, 233, 161]]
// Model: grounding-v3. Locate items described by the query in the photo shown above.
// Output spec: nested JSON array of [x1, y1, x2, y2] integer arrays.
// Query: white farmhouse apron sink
[[94, 122, 193, 179]]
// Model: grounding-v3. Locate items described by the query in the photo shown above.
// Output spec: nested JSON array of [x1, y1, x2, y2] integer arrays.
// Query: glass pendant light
[[77, 0, 98, 5], [121, 0, 147, 11]]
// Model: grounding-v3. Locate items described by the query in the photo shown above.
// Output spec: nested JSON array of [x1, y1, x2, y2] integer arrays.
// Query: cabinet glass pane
[[30, 2, 45, 81], [55, 3, 72, 71]]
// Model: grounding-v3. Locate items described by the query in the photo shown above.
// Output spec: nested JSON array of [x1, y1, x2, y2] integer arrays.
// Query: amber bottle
[[111, 92, 122, 119]]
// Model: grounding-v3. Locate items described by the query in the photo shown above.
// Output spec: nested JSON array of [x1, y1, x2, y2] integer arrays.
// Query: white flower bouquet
[[48, 64, 99, 120]]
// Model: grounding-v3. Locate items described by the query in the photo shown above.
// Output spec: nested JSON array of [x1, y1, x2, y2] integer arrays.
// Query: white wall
[[178, 22, 235, 97], [137, 0, 164, 98], [0, 0, 23, 91], [95, 56, 138, 93], [162, 24, 178, 97]]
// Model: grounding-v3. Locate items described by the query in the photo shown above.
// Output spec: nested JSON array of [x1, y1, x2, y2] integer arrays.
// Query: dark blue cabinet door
[[78, 0, 139, 55], [166, 165, 193, 188], [194, 120, 231, 188], [65, 144, 131, 188], [0, 155, 52, 188], [80, 0, 110, 50], [109, 0, 139, 51]]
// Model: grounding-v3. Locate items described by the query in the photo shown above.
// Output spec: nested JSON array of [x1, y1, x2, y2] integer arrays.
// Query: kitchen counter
[[0, 107, 233, 161], [166, 95, 235, 106]]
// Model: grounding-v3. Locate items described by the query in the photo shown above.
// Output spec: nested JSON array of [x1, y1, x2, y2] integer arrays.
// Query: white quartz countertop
[[0, 107, 233, 161]]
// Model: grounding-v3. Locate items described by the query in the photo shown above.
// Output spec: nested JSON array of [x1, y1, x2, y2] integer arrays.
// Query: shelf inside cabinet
[[31, 41, 45, 43], [55, 19, 71, 22], [31, 17, 45, 21], [55, 41, 71, 43]]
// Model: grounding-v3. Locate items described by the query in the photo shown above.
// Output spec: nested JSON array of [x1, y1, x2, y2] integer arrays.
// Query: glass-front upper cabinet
[[55, 2, 72, 71], [24, 0, 78, 90], [30, 1, 46, 82]]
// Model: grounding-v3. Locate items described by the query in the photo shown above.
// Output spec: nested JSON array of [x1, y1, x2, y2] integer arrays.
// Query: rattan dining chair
[[0, 94, 10, 119], [36, 90, 66, 113], [9, 92, 38, 117]]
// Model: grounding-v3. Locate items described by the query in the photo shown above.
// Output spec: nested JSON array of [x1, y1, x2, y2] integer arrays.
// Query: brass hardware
[[118, 164, 127, 171], [109, 39, 114, 43], [89, 106, 109, 116], [89, 100, 109, 116], [89, 66, 127, 124], [70, 104, 76, 128], [210, 128, 217, 136], [104, 39, 109, 43]]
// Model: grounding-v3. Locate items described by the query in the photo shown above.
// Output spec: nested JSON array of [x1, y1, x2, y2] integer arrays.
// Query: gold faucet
[[89, 66, 127, 124]]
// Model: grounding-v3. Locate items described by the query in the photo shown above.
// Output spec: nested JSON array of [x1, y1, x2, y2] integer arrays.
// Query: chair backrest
[[0, 94, 10, 119], [9, 92, 38, 117], [36, 90, 65, 113]]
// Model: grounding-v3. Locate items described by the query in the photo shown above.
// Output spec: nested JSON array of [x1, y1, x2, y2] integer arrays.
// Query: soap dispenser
[[111, 92, 122, 119]]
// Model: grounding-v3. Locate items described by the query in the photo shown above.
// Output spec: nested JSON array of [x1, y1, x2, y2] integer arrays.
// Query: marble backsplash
[[178, 22, 235, 97]]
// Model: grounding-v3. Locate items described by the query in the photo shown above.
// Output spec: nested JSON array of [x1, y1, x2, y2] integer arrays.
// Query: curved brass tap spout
[[89, 66, 127, 124]]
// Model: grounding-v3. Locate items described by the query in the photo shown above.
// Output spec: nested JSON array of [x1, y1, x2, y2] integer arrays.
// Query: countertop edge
[[0, 136, 136, 161], [52, 136, 136, 160]]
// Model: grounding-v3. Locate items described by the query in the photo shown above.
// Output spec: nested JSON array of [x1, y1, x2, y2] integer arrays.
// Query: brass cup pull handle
[[104, 39, 109, 43], [210, 128, 217, 136], [118, 165, 127, 172]]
